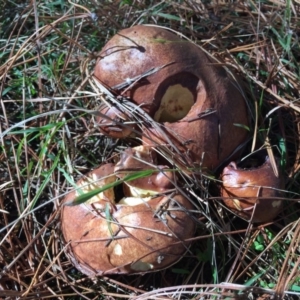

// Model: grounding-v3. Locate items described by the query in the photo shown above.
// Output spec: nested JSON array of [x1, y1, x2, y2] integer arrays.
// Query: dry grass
[[1, 0, 300, 299]]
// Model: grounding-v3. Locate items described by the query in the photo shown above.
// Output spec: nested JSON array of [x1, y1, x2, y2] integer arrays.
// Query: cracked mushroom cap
[[115, 146, 175, 198], [221, 157, 283, 223], [94, 25, 249, 170], [61, 161, 195, 275]]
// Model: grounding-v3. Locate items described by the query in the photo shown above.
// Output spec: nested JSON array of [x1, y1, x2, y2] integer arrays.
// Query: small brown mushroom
[[220, 157, 283, 223], [61, 158, 195, 275], [94, 25, 249, 170], [96, 105, 135, 139]]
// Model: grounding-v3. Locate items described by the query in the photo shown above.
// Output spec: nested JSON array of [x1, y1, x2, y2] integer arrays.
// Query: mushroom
[[114, 145, 175, 199], [220, 157, 283, 223], [96, 105, 135, 139], [61, 149, 195, 275], [94, 25, 249, 170]]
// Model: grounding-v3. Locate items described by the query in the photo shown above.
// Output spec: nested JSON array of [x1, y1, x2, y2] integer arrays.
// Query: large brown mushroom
[[61, 148, 195, 275], [94, 25, 249, 171], [220, 157, 283, 223]]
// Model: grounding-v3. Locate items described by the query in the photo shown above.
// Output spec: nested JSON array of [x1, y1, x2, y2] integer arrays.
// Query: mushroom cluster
[[61, 146, 195, 275], [61, 25, 284, 276]]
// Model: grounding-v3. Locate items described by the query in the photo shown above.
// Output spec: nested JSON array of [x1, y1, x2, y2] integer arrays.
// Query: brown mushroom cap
[[94, 25, 249, 170], [61, 163, 195, 275], [220, 157, 283, 223]]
